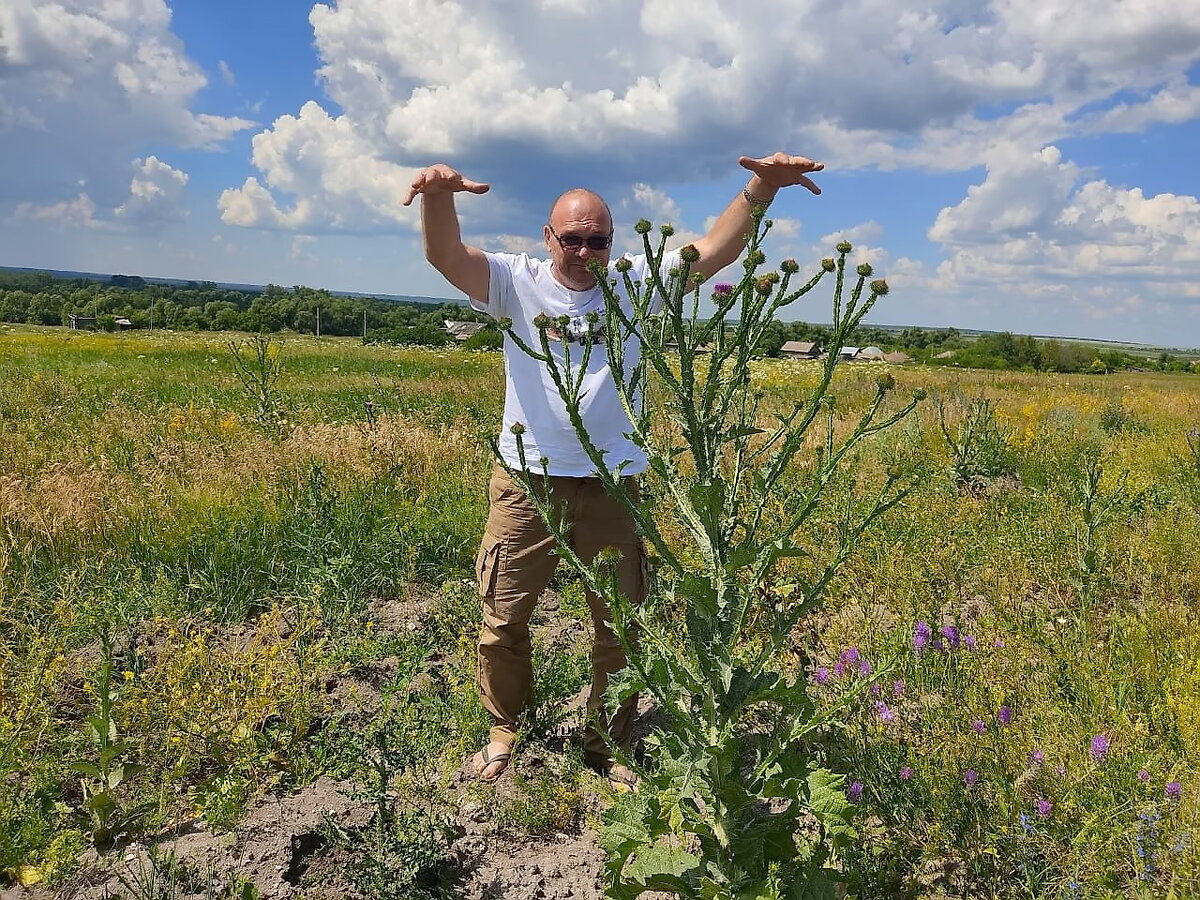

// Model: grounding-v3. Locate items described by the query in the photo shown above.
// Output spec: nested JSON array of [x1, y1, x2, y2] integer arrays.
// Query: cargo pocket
[[476, 532, 504, 600]]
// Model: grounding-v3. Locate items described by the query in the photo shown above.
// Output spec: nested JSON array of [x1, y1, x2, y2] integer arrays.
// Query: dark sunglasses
[[548, 224, 613, 251]]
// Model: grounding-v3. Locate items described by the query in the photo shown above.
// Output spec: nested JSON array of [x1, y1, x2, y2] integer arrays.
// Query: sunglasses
[[548, 224, 613, 251]]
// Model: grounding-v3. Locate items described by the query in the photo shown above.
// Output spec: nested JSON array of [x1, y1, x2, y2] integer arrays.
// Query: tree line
[[1, 270, 1194, 372], [0, 270, 495, 347]]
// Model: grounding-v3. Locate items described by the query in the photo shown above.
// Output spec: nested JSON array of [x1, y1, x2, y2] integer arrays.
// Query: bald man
[[403, 153, 823, 786]]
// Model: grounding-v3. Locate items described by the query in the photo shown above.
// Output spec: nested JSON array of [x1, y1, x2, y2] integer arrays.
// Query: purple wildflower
[[1029, 749, 1046, 766], [840, 646, 861, 666], [993, 638, 1006, 649], [1090, 734, 1110, 761], [899, 766, 913, 781], [815, 667, 830, 685], [998, 706, 1013, 726], [972, 719, 987, 735], [833, 662, 846, 678], [712, 283, 734, 296], [1036, 799, 1053, 818], [964, 769, 979, 787], [870, 683, 882, 697], [1138, 769, 1151, 783], [913, 621, 932, 651], [893, 679, 906, 697], [847, 781, 864, 802], [1166, 782, 1182, 801], [875, 701, 896, 724], [931, 638, 945, 652], [858, 658, 872, 676], [1056, 765, 1067, 776], [940, 624, 961, 649], [963, 634, 978, 651]]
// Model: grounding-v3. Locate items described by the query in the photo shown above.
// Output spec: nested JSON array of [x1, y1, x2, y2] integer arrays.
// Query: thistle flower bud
[[870, 279, 890, 296], [587, 258, 606, 275], [886, 464, 903, 479], [668, 267, 680, 279], [539, 456, 549, 468], [533, 313, 551, 329], [595, 545, 624, 564], [635, 219, 652, 235], [857, 263, 874, 277], [780, 259, 800, 274], [556, 315, 571, 329], [661, 224, 676, 237], [764, 271, 781, 284], [821, 258, 836, 272], [511, 422, 526, 435], [585, 310, 599, 324], [876, 372, 895, 391], [691, 272, 705, 285], [615, 257, 633, 273], [836, 241, 853, 254], [913, 388, 928, 401], [680, 244, 700, 263], [497, 317, 513, 330], [756, 278, 773, 295]]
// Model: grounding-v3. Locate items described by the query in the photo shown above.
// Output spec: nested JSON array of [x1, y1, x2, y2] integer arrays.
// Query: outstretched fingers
[[738, 153, 824, 195], [402, 166, 492, 206]]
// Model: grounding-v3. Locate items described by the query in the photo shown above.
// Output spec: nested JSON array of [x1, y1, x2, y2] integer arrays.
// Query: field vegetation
[[0, 318, 1197, 898]]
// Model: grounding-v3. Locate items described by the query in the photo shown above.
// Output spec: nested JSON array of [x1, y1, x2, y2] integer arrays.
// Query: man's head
[[544, 188, 613, 291]]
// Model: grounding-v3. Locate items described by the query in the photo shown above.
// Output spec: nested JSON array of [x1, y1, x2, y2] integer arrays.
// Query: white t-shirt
[[471, 250, 682, 477]]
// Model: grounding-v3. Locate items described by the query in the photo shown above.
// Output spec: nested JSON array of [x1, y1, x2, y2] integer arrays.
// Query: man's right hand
[[403, 164, 490, 206]]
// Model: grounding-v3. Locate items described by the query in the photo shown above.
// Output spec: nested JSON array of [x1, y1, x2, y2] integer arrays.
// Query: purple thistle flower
[[1138, 769, 1151, 783], [870, 682, 882, 697], [875, 701, 896, 724], [1166, 782, 1182, 801], [893, 679, 906, 697], [1056, 764, 1067, 776], [964, 769, 979, 787], [1036, 798, 1053, 818], [858, 658, 872, 676], [1029, 749, 1046, 766], [712, 282, 734, 296], [899, 766, 913, 781], [1090, 734, 1110, 761], [940, 625, 961, 648], [993, 638, 1006, 649], [833, 662, 846, 678], [840, 646, 861, 666], [913, 621, 932, 651], [998, 706, 1013, 726], [931, 638, 945, 652], [963, 634, 978, 651], [971, 719, 987, 735], [846, 781, 863, 802], [814, 667, 830, 685]]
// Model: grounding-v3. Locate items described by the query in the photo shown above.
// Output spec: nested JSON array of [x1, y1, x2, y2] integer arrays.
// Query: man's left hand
[[739, 153, 824, 195]]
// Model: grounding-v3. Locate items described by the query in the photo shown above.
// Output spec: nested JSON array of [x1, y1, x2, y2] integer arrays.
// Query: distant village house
[[780, 341, 821, 359], [68, 314, 97, 330], [443, 320, 486, 341]]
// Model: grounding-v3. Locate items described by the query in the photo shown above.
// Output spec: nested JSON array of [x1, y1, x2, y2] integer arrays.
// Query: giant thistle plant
[[492, 212, 922, 899]]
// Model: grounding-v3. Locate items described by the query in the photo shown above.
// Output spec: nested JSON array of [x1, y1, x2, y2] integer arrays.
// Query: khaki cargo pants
[[476, 463, 643, 765]]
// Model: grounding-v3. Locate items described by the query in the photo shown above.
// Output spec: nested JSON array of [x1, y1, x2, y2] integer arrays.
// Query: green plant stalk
[[496, 214, 921, 898]]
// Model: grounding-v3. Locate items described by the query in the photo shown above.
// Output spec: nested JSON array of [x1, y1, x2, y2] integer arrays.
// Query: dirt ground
[[4, 589, 634, 900]]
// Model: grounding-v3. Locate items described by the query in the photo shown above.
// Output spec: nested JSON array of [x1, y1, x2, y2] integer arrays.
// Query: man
[[402, 153, 823, 785]]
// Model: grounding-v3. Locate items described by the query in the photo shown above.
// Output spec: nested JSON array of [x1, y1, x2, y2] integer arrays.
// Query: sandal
[[473, 743, 512, 782], [606, 764, 640, 794]]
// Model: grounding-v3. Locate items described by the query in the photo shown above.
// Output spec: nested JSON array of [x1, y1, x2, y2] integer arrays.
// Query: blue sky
[[2, 0, 1199, 346]]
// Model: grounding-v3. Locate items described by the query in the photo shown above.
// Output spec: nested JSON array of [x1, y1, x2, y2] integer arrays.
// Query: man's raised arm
[[402, 164, 492, 303], [689, 153, 824, 281]]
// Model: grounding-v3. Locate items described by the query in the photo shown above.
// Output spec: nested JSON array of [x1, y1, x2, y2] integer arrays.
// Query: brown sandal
[[474, 744, 512, 782]]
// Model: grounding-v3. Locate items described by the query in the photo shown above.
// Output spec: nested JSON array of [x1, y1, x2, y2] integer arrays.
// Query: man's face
[[544, 194, 613, 290]]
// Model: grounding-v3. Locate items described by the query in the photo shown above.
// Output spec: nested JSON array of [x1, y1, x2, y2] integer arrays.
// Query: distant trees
[[0, 270, 489, 346]]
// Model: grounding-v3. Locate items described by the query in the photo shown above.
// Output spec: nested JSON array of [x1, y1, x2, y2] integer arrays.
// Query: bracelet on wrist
[[743, 188, 773, 208]]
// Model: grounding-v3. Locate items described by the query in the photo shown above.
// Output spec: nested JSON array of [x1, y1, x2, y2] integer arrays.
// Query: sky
[[2, 0, 1199, 347]]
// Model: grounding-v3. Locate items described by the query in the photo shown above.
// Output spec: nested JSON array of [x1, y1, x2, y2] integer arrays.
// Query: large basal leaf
[[624, 839, 702, 888], [805, 769, 854, 841]]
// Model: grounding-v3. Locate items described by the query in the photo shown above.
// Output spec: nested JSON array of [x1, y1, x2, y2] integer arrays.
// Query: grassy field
[[1, 324, 1197, 898]]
